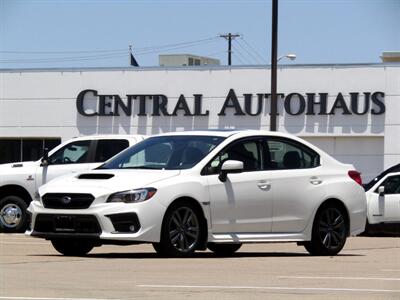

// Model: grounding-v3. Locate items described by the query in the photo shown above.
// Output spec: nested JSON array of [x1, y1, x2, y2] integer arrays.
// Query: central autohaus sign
[[76, 89, 385, 117]]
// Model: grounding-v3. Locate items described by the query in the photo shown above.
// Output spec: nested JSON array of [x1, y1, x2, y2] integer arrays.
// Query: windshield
[[99, 135, 225, 170], [363, 163, 400, 191]]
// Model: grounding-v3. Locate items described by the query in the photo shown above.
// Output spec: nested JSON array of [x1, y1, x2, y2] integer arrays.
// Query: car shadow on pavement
[[30, 252, 364, 259]]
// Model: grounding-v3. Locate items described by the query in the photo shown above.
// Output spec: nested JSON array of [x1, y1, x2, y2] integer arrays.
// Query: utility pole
[[269, 0, 278, 131], [220, 33, 240, 65]]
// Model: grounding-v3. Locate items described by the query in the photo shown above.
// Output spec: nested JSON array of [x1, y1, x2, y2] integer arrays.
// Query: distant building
[[380, 51, 400, 62], [159, 54, 220, 66], [1, 51, 399, 180]]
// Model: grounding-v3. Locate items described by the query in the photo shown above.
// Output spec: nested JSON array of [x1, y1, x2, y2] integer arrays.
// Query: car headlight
[[106, 188, 157, 203]]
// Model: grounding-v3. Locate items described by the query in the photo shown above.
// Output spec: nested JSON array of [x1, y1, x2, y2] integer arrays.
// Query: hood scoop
[[78, 173, 115, 180]]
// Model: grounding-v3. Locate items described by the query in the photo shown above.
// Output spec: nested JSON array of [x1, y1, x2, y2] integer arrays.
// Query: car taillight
[[348, 170, 362, 186]]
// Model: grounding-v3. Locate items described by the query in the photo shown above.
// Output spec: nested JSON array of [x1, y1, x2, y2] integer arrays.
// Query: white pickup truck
[[0, 135, 144, 233]]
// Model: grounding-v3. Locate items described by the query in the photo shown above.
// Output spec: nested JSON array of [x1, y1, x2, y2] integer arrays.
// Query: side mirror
[[41, 148, 49, 167], [378, 186, 385, 197], [218, 160, 244, 182]]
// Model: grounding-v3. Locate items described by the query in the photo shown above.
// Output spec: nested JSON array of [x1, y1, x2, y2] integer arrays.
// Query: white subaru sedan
[[26, 130, 366, 257]]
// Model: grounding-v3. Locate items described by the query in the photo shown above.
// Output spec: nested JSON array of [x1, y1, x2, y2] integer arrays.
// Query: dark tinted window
[[204, 140, 261, 175], [99, 135, 224, 170], [376, 175, 400, 194], [49, 140, 91, 165], [0, 140, 21, 163], [94, 139, 129, 162], [22, 140, 43, 161], [264, 139, 319, 170], [45, 139, 62, 152], [0, 138, 61, 164]]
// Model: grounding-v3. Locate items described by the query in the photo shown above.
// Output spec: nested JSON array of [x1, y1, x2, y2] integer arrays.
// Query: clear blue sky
[[0, 0, 399, 68]]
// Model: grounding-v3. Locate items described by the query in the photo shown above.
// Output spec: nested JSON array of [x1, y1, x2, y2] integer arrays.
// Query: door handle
[[257, 181, 271, 191], [310, 177, 322, 185]]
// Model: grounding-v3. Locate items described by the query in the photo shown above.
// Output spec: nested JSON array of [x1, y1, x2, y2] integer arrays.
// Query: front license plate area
[[54, 216, 75, 232]]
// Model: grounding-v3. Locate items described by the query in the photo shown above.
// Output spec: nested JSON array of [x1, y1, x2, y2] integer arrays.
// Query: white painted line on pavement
[[0, 242, 49, 245], [278, 276, 400, 281], [0, 297, 122, 300], [137, 284, 400, 293]]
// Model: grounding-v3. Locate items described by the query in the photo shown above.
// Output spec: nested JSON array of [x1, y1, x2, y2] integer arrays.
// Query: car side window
[[375, 175, 400, 194], [264, 139, 319, 170], [94, 139, 129, 162], [48, 140, 91, 165], [204, 140, 261, 175]]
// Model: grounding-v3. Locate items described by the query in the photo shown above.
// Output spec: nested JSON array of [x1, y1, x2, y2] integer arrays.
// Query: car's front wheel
[[304, 203, 348, 256], [208, 243, 242, 256], [51, 239, 94, 256], [153, 202, 203, 257], [0, 196, 28, 233]]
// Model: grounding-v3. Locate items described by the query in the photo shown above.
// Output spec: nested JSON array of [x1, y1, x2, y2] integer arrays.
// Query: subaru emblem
[[61, 196, 72, 205]]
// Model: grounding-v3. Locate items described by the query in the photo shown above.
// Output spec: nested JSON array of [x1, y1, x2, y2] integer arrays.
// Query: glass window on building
[[0, 140, 21, 164], [0, 138, 61, 164]]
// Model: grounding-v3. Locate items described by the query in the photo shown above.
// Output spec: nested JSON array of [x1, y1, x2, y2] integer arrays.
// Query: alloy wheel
[[168, 207, 200, 252], [318, 207, 346, 250]]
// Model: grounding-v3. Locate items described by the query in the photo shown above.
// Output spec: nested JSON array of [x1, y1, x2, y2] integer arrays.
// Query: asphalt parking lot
[[0, 234, 399, 300]]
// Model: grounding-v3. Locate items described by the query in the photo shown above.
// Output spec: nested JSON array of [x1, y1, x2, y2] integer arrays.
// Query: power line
[[240, 37, 267, 64], [134, 38, 220, 55], [234, 39, 263, 65], [232, 52, 246, 65], [231, 43, 251, 65], [0, 36, 222, 64], [0, 54, 127, 64], [0, 49, 127, 54], [0, 36, 220, 55]]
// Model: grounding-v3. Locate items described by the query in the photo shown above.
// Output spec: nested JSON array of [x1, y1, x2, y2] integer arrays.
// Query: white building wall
[[0, 64, 399, 180]]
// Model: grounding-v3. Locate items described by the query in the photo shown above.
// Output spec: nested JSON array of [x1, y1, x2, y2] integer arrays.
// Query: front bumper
[[26, 198, 166, 243]]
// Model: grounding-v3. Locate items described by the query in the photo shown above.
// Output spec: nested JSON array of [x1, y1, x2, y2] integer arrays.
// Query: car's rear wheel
[[51, 239, 94, 256], [304, 204, 348, 256], [153, 202, 203, 257], [0, 196, 28, 233], [208, 243, 242, 256]]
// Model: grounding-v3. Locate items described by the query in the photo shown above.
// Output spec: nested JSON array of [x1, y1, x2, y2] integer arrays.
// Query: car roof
[[70, 134, 145, 141], [153, 129, 300, 139]]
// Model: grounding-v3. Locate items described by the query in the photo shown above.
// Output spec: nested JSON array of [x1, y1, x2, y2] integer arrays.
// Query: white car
[[0, 135, 145, 233], [27, 130, 366, 257], [364, 167, 400, 235]]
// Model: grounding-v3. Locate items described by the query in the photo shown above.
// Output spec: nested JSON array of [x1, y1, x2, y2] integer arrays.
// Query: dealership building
[[1, 61, 399, 180]]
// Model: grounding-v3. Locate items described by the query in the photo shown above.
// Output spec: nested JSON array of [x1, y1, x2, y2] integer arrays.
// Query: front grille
[[34, 214, 101, 234], [42, 193, 95, 209]]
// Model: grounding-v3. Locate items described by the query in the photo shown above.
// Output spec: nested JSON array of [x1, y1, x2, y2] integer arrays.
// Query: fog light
[[129, 225, 135, 232]]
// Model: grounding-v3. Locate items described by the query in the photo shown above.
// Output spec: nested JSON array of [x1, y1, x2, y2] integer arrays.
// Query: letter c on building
[[76, 89, 99, 116]]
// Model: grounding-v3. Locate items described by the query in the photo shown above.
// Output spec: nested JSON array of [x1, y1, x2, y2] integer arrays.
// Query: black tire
[[153, 202, 203, 257], [0, 195, 28, 233], [304, 203, 348, 256], [208, 243, 242, 256], [51, 239, 94, 256]]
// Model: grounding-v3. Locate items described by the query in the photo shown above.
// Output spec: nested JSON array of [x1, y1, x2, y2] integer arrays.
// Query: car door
[[204, 138, 273, 234], [368, 174, 400, 223], [262, 137, 324, 233], [35, 140, 92, 186]]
